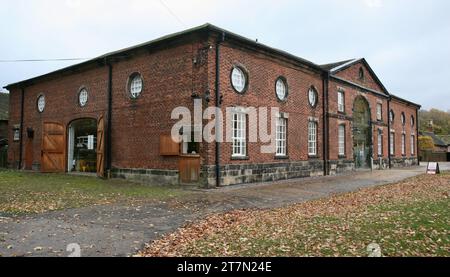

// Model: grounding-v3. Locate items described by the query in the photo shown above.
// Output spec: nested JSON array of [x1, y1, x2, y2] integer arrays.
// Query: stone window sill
[[274, 155, 289, 160], [231, 156, 249, 161]]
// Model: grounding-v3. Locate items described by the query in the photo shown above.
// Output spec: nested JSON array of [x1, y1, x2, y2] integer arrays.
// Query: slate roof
[[0, 92, 9, 121], [437, 135, 450, 146], [4, 23, 324, 89], [319, 59, 354, 71], [422, 131, 448, 147]]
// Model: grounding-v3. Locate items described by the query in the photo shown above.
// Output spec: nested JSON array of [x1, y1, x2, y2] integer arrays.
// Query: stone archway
[[352, 96, 372, 168]]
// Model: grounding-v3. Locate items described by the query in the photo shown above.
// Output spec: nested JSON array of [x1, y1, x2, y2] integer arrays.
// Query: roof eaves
[[328, 58, 359, 73], [4, 23, 325, 90], [390, 94, 421, 109]]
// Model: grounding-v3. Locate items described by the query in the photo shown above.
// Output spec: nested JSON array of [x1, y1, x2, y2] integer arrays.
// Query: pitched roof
[[437, 135, 450, 145], [320, 59, 354, 71], [4, 23, 324, 89], [422, 131, 448, 147], [0, 92, 9, 121]]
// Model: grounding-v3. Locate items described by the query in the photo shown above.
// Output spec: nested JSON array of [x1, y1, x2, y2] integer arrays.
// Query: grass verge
[[139, 173, 450, 257], [0, 170, 186, 215]]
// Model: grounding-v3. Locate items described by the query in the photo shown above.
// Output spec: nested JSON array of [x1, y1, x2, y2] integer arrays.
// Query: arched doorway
[[67, 118, 97, 173], [352, 96, 372, 169]]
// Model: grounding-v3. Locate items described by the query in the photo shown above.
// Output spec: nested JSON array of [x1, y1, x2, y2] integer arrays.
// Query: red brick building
[[4, 24, 420, 187]]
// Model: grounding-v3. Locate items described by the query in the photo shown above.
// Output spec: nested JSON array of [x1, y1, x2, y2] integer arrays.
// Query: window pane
[[232, 67, 246, 93], [276, 117, 287, 156], [308, 121, 317, 155], [378, 130, 383, 156], [338, 125, 345, 156], [232, 112, 246, 156]]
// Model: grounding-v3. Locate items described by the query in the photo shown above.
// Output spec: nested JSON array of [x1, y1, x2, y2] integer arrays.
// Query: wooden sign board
[[426, 162, 440, 175]]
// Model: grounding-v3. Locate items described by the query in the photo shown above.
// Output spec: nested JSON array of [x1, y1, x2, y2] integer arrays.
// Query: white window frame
[[231, 67, 247, 93], [13, 129, 20, 141], [389, 110, 394, 123], [390, 132, 395, 156], [129, 74, 143, 98], [337, 91, 345, 113], [377, 129, 383, 156], [276, 117, 287, 156], [232, 112, 247, 157], [308, 121, 317, 156], [401, 134, 406, 155], [79, 88, 88, 107], [338, 124, 345, 156], [376, 103, 382, 121], [411, 135, 415, 156], [276, 78, 287, 101], [37, 95, 45, 113], [308, 88, 317, 108]]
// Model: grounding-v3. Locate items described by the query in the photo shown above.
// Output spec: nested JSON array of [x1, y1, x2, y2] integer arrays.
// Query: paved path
[[0, 164, 442, 257]]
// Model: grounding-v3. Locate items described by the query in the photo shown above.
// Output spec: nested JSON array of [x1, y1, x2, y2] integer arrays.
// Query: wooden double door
[[40, 116, 105, 177]]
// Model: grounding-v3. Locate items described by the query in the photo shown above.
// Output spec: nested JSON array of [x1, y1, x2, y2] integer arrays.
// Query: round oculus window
[[401, 113, 406, 125], [275, 78, 287, 101], [231, 67, 246, 93], [308, 88, 318, 107], [37, 95, 45, 113], [129, 74, 143, 98], [411, 116, 415, 127], [389, 110, 395, 122], [79, 88, 88, 107]]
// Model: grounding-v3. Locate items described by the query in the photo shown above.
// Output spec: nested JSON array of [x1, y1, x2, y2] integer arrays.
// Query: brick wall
[[208, 40, 324, 167], [6, 29, 419, 186], [389, 99, 418, 161], [7, 36, 211, 172]]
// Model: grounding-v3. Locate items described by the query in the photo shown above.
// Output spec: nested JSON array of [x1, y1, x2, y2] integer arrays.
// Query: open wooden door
[[41, 122, 66, 173], [96, 115, 105, 178]]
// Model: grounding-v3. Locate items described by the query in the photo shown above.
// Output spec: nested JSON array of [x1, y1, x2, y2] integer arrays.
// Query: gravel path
[[0, 164, 440, 257]]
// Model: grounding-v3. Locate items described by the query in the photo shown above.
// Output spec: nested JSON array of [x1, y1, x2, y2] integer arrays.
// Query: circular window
[[231, 66, 247, 93], [411, 116, 415, 127], [389, 110, 395, 123], [275, 77, 288, 101], [37, 95, 45, 113], [129, 73, 143, 99], [401, 112, 406, 125], [308, 87, 318, 108], [78, 88, 88, 107]]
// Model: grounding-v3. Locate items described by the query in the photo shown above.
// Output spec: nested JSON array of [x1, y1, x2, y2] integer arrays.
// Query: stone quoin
[[4, 24, 421, 187]]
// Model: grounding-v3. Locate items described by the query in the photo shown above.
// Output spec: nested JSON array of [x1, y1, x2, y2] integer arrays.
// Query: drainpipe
[[322, 71, 330, 176], [215, 32, 225, 187], [387, 97, 392, 169], [18, 87, 25, 170], [416, 107, 420, 166], [106, 61, 113, 177]]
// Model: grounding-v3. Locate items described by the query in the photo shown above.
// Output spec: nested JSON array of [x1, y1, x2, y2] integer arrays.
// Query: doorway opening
[[352, 96, 372, 169], [67, 118, 97, 173]]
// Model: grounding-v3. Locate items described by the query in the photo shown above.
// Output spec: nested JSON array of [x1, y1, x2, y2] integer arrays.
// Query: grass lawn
[[0, 170, 187, 215], [140, 173, 450, 257]]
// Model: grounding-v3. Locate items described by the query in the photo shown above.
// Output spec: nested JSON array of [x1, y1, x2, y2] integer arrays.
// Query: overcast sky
[[1, 0, 449, 110]]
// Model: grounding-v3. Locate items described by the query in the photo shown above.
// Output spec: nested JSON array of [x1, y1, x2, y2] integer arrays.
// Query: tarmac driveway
[[0, 164, 440, 257]]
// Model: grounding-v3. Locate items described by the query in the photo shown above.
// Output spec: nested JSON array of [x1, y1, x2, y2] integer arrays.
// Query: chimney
[[427, 120, 434, 132]]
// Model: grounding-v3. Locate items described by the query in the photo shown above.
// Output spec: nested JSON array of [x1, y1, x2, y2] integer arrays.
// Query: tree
[[418, 136, 434, 151], [419, 109, 450, 135]]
